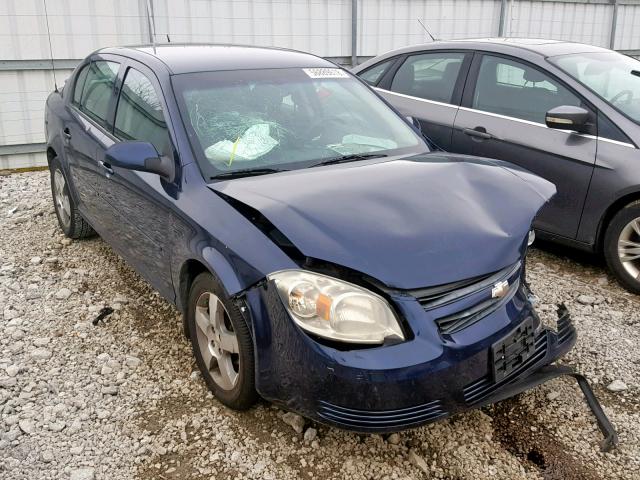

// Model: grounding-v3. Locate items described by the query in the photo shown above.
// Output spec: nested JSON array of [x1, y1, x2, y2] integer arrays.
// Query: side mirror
[[104, 141, 175, 181], [545, 106, 590, 132]]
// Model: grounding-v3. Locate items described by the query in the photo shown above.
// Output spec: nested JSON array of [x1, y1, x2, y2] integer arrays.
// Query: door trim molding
[[373, 87, 458, 110], [457, 106, 636, 149], [375, 86, 636, 149]]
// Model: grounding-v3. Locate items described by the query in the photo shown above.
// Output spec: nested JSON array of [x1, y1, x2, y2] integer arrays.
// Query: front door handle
[[63, 127, 72, 140], [463, 127, 493, 140], [98, 160, 114, 176]]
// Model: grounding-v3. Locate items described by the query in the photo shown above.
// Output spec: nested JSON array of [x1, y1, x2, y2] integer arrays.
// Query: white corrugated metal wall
[[1, 0, 639, 169], [359, 0, 502, 54]]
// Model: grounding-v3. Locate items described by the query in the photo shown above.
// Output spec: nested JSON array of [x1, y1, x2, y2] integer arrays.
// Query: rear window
[[72, 64, 89, 106], [79, 60, 119, 127], [359, 59, 395, 86], [390, 52, 465, 104]]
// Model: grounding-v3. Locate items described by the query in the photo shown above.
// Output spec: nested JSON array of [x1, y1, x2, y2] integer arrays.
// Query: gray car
[[353, 38, 640, 294]]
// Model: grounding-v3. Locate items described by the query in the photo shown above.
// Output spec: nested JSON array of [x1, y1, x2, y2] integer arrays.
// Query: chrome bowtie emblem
[[492, 280, 509, 299]]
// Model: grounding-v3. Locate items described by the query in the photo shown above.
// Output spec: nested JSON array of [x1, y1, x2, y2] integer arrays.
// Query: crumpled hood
[[211, 154, 555, 289]]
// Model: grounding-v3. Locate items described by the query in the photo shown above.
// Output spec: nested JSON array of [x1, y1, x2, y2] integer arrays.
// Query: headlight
[[528, 229, 536, 246], [268, 270, 405, 345]]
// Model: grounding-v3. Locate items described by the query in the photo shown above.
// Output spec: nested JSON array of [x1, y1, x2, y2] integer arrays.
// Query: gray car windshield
[[550, 51, 640, 124], [172, 68, 426, 179]]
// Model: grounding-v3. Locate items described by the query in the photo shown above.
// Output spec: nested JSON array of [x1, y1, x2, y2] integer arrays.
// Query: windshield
[[172, 68, 426, 179], [550, 51, 640, 124]]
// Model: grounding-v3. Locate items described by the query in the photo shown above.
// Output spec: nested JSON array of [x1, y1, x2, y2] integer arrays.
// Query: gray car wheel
[[604, 201, 640, 294]]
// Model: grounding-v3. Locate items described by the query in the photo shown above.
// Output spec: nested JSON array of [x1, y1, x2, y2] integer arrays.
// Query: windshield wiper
[[311, 153, 387, 167], [211, 167, 288, 180]]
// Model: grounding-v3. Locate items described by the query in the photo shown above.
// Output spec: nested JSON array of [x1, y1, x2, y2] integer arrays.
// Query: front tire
[[187, 272, 258, 410], [604, 201, 640, 294], [49, 158, 95, 239]]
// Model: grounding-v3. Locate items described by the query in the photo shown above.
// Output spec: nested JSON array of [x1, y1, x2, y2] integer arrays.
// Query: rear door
[[65, 57, 121, 227], [373, 50, 472, 150], [452, 53, 597, 239]]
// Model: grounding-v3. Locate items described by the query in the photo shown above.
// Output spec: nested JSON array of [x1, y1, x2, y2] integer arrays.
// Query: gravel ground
[[1, 170, 639, 480]]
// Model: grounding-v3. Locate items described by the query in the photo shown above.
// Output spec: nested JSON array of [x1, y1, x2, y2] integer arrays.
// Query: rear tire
[[604, 201, 640, 294], [187, 272, 258, 410], [49, 157, 95, 239]]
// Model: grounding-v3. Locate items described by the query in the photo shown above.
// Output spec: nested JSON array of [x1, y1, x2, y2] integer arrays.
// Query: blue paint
[[45, 44, 572, 432]]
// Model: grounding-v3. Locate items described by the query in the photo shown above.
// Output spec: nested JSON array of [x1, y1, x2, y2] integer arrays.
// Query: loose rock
[[55, 288, 72, 300], [408, 449, 429, 474], [607, 380, 628, 392], [69, 468, 95, 480], [303, 427, 317, 443], [282, 412, 305, 433]]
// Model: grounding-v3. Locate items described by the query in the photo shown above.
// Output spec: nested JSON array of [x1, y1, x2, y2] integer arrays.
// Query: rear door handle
[[63, 127, 72, 140], [463, 127, 493, 140], [98, 160, 114, 176]]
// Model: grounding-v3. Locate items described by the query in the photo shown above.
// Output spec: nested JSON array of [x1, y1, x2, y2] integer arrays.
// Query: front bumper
[[243, 281, 576, 433]]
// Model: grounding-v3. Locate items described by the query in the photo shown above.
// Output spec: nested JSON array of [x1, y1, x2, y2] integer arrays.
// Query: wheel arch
[[177, 247, 250, 337], [46, 146, 57, 166], [596, 190, 640, 252]]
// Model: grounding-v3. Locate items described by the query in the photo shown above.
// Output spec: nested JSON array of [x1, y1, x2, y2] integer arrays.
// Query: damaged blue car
[[44, 44, 616, 449]]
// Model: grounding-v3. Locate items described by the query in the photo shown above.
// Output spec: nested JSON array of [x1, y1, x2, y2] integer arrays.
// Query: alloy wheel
[[618, 217, 640, 280], [53, 169, 71, 229], [194, 291, 240, 391]]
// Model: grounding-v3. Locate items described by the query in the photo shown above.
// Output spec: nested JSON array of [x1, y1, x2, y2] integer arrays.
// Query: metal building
[[1, 0, 639, 170]]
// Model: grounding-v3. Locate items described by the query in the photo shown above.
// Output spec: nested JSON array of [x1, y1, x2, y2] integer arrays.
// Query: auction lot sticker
[[303, 68, 350, 79]]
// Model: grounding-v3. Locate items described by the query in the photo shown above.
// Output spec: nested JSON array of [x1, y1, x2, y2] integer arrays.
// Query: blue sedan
[[45, 44, 580, 434]]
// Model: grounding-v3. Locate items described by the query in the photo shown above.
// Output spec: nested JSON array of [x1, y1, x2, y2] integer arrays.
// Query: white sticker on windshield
[[303, 68, 350, 79]]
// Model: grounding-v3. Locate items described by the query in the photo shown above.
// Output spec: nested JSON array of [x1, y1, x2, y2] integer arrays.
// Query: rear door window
[[72, 64, 89, 106], [390, 52, 465, 103], [114, 67, 171, 155], [359, 59, 395, 86], [79, 60, 120, 127]]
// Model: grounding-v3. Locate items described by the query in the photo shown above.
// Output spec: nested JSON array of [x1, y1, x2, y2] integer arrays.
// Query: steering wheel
[[610, 89, 634, 106]]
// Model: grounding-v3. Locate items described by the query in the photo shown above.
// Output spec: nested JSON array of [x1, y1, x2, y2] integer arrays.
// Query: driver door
[[452, 53, 598, 239]]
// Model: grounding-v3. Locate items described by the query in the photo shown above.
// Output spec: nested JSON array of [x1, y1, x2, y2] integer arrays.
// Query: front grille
[[556, 304, 574, 345], [436, 277, 521, 335], [410, 261, 522, 335], [463, 330, 548, 405], [317, 399, 447, 430]]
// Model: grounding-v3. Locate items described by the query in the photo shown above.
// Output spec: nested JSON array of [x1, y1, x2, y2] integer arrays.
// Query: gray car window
[[550, 51, 640, 125], [472, 55, 581, 124], [114, 68, 170, 155], [72, 64, 89, 106], [80, 60, 119, 127], [359, 58, 395, 86], [390, 52, 465, 104]]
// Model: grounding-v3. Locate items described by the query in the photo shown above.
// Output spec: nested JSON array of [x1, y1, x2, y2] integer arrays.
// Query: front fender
[[201, 246, 246, 297]]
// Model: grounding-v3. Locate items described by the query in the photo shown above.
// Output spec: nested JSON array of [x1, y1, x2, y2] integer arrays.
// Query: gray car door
[[452, 53, 597, 240], [374, 51, 472, 150]]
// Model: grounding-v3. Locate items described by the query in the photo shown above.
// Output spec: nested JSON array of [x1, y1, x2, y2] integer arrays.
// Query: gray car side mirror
[[545, 105, 590, 132]]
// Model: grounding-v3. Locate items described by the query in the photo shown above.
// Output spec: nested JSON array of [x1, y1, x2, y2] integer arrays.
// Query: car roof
[[445, 37, 610, 56], [352, 37, 612, 71], [97, 43, 335, 75]]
